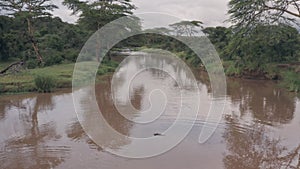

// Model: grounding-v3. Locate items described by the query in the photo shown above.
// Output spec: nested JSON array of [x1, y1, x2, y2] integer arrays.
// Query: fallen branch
[[0, 61, 24, 74]]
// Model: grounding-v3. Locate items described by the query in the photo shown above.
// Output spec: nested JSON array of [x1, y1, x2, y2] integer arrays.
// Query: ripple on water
[[0, 143, 71, 169]]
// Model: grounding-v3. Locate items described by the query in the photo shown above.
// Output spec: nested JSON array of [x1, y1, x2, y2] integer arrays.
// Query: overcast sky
[[52, 0, 230, 27]]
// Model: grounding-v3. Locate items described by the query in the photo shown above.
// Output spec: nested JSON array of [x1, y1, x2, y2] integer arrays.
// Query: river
[[0, 52, 299, 169]]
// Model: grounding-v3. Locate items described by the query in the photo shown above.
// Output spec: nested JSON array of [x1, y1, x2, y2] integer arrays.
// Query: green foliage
[[228, 0, 300, 29], [63, 0, 136, 31], [281, 71, 300, 92], [205, 24, 300, 77], [0, 15, 88, 66], [44, 54, 64, 66], [26, 59, 39, 69], [63, 49, 79, 62], [262, 64, 280, 80], [224, 61, 242, 76], [203, 26, 232, 60], [34, 75, 56, 92], [0, 0, 58, 63], [97, 59, 119, 75]]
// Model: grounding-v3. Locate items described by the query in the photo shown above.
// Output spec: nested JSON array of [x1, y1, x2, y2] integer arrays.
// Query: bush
[[262, 64, 279, 80], [281, 71, 300, 92], [34, 75, 56, 92], [224, 61, 242, 76], [64, 49, 79, 62], [26, 59, 39, 69], [44, 53, 64, 66]]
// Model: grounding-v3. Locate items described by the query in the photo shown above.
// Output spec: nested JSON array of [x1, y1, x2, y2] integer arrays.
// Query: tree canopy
[[169, 20, 203, 36], [63, 0, 135, 31], [228, 0, 300, 29], [0, 0, 58, 63]]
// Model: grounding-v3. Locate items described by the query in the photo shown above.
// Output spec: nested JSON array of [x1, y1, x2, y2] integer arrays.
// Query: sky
[[52, 0, 230, 27]]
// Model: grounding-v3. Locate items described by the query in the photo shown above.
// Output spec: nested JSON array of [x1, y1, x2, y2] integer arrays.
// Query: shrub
[[224, 61, 242, 76], [64, 49, 79, 62], [26, 59, 39, 69], [262, 64, 279, 80], [34, 75, 56, 92], [44, 53, 64, 66], [281, 71, 300, 92]]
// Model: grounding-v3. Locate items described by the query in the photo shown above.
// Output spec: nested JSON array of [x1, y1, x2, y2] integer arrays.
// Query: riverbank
[[0, 60, 118, 94], [222, 61, 300, 92], [1, 50, 299, 94]]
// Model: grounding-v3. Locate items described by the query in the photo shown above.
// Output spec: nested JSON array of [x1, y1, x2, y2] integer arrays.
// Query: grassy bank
[[137, 48, 300, 93], [0, 60, 118, 94], [1, 50, 299, 94], [0, 63, 73, 94], [223, 60, 300, 92]]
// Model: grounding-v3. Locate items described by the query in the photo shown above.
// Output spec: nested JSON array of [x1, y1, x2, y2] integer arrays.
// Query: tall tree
[[0, 0, 57, 63], [169, 20, 203, 36], [226, 24, 300, 70], [63, 0, 136, 61], [228, 0, 300, 29], [63, 0, 135, 32], [203, 26, 232, 59]]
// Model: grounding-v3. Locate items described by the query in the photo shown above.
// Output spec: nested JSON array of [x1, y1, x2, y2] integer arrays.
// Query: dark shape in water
[[154, 133, 164, 136]]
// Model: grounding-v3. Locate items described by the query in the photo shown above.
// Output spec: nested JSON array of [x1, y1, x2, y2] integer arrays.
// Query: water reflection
[[227, 79, 296, 125], [0, 93, 70, 169], [66, 121, 103, 151], [0, 52, 299, 168], [75, 81, 134, 150], [223, 116, 300, 169]]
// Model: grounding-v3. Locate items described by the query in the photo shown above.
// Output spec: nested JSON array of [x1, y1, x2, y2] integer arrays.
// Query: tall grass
[[34, 75, 56, 92]]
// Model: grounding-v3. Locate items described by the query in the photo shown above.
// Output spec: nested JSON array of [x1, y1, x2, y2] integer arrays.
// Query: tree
[[63, 0, 135, 32], [0, 0, 57, 63], [169, 20, 203, 36], [225, 24, 300, 70], [228, 0, 300, 29], [203, 26, 232, 59], [0, 16, 14, 61], [63, 0, 136, 61]]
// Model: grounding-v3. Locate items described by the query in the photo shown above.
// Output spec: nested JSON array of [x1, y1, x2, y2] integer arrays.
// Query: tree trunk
[[26, 18, 43, 63]]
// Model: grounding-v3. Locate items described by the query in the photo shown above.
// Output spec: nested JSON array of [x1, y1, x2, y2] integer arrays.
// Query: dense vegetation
[[0, 15, 88, 66], [0, 0, 300, 93]]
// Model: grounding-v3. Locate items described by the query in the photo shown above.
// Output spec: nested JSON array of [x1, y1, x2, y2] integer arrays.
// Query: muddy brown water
[[0, 53, 300, 169]]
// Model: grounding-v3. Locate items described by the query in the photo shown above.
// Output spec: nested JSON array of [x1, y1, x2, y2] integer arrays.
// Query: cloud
[[132, 0, 230, 27], [51, 0, 78, 23], [51, 0, 230, 27]]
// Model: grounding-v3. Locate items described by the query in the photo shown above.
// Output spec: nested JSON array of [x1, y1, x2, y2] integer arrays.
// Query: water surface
[[0, 53, 299, 169]]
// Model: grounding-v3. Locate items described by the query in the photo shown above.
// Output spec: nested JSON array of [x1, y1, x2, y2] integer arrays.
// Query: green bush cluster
[[34, 75, 56, 92], [282, 71, 300, 92]]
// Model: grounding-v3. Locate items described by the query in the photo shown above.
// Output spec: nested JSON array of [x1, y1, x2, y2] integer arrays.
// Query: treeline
[[0, 0, 300, 92], [122, 24, 300, 75], [203, 25, 300, 77], [0, 0, 135, 69], [0, 15, 89, 67]]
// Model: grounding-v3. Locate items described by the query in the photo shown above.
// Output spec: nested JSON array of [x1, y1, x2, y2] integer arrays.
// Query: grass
[[0, 63, 74, 94], [34, 75, 56, 92], [0, 60, 118, 94]]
